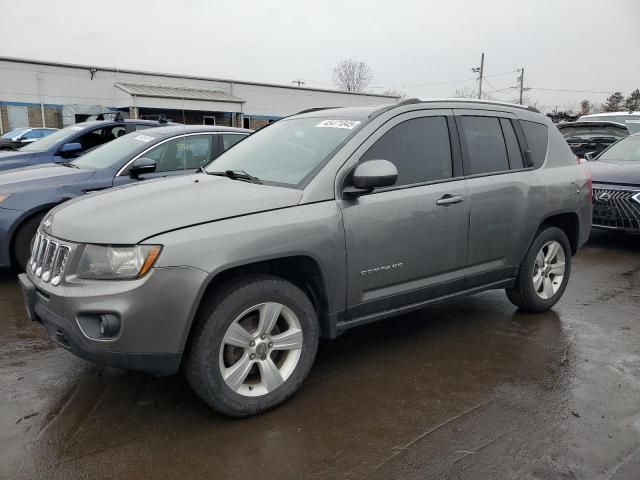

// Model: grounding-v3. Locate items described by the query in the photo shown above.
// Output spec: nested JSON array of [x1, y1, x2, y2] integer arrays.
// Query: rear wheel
[[185, 274, 319, 417], [12, 213, 45, 272], [506, 226, 571, 312]]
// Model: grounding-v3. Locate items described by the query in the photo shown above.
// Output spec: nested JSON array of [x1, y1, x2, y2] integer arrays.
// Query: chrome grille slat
[[29, 230, 72, 285], [593, 187, 640, 232]]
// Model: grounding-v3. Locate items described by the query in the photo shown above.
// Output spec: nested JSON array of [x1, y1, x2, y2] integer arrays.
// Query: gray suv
[[19, 99, 592, 417]]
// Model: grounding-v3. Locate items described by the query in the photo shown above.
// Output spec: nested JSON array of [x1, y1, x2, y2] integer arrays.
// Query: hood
[[0, 164, 95, 193], [588, 160, 640, 187], [0, 151, 39, 172], [48, 174, 303, 244]]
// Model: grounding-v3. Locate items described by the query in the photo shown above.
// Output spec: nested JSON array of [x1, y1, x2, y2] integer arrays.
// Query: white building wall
[[0, 58, 397, 124]]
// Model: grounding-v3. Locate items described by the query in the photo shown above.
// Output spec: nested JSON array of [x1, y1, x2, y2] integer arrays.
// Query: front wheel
[[506, 226, 572, 312], [185, 274, 319, 417]]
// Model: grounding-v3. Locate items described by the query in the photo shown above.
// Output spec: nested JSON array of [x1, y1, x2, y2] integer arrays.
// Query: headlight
[[0, 194, 11, 204], [77, 245, 162, 280]]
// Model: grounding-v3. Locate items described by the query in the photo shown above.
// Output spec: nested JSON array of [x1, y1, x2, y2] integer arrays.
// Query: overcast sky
[[1, 0, 639, 112]]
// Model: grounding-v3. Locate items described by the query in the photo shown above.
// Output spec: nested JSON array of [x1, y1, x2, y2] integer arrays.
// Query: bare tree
[[579, 99, 592, 116], [382, 88, 407, 100], [452, 86, 493, 100], [333, 59, 373, 92]]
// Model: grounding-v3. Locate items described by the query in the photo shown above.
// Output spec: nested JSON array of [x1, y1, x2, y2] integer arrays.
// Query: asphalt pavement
[[1, 230, 639, 479]]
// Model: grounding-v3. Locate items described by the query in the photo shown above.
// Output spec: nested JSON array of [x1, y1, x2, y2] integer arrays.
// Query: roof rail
[[295, 107, 337, 115], [370, 98, 539, 118]]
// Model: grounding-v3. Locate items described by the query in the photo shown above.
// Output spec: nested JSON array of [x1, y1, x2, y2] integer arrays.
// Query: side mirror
[[344, 159, 398, 197], [584, 152, 597, 162], [129, 157, 157, 177], [59, 142, 82, 157]]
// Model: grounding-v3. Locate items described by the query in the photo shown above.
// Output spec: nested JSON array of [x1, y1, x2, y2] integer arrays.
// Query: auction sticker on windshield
[[134, 135, 155, 142], [71, 126, 85, 131], [316, 120, 361, 129]]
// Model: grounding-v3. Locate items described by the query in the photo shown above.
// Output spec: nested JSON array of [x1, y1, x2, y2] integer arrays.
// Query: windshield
[[579, 115, 640, 134], [20, 124, 88, 152], [1, 128, 28, 139], [72, 132, 160, 170], [560, 125, 627, 140], [205, 117, 362, 186], [598, 135, 640, 162]]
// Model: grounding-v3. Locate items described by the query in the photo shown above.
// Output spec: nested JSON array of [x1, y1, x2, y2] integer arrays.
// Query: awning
[[113, 82, 245, 112]]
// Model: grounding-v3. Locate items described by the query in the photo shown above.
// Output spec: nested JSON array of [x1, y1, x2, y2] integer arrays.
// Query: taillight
[[576, 155, 581, 165], [586, 166, 592, 203]]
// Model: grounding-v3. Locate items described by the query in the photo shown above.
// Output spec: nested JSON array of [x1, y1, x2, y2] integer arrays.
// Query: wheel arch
[[180, 254, 333, 356], [540, 211, 581, 255], [8, 203, 61, 264]]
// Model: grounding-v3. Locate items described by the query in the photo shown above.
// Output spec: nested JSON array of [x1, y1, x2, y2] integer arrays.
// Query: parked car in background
[[578, 111, 640, 133], [0, 116, 177, 172], [19, 99, 591, 417], [0, 128, 58, 151], [0, 125, 250, 270], [587, 133, 640, 233], [557, 121, 629, 158]]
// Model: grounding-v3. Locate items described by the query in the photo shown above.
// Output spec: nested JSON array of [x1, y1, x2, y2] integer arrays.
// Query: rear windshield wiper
[[207, 169, 261, 184]]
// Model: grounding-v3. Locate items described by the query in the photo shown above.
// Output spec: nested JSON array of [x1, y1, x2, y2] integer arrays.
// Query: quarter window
[[360, 116, 453, 186], [459, 116, 510, 175], [521, 120, 548, 168]]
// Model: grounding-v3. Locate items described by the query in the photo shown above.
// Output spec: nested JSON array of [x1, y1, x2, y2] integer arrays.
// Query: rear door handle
[[436, 194, 464, 206]]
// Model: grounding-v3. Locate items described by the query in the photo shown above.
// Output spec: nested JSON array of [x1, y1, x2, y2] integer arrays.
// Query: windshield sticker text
[[316, 120, 361, 129], [71, 126, 84, 131]]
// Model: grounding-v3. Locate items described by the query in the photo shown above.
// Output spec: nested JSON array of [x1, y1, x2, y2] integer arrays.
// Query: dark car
[[0, 117, 175, 172], [0, 124, 251, 270], [557, 121, 629, 158], [0, 128, 58, 151], [588, 133, 640, 232]]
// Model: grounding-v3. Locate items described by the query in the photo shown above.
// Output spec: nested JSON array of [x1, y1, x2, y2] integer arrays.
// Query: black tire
[[12, 213, 45, 272], [185, 274, 320, 417], [506, 226, 572, 313]]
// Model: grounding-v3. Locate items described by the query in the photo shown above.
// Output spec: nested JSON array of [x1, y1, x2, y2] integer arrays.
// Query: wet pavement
[[1, 230, 639, 479]]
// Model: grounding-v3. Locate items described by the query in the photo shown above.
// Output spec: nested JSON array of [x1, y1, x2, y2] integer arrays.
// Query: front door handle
[[436, 194, 464, 206]]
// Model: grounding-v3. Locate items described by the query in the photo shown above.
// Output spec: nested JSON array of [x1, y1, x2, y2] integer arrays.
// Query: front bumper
[[20, 264, 208, 376]]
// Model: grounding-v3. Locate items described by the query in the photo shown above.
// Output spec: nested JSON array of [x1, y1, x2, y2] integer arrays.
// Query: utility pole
[[292, 79, 305, 87], [471, 53, 484, 99], [518, 68, 525, 105]]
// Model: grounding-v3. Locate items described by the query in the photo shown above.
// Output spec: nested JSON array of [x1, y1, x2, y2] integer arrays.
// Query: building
[[0, 57, 398, 134]]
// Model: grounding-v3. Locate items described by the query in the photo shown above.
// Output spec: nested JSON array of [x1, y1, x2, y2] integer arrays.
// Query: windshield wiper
[[61, 160, 80, 169], [207, 169, 261, 184]]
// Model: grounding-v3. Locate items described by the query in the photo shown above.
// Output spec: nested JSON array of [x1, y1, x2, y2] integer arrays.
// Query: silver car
[[20, 99, 592, 416]]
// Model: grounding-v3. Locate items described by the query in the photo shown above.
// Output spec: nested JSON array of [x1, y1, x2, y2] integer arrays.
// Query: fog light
[[99, 314, 120, 338], [77, 313, 121, 340]]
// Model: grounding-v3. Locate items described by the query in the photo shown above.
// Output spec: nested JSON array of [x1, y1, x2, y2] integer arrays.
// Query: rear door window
[[360, 116, 453, 186], [459, 116, 510, 175], [146, 134, 214, 172], [521, 120, 548, 168]]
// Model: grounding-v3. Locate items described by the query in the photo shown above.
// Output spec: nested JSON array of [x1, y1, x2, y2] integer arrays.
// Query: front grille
[[29, 231, 72, 286], [592, 187, 640, 232]]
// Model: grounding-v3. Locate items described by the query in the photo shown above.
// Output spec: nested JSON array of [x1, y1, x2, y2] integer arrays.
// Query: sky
[[1, 0, 639, 113]]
